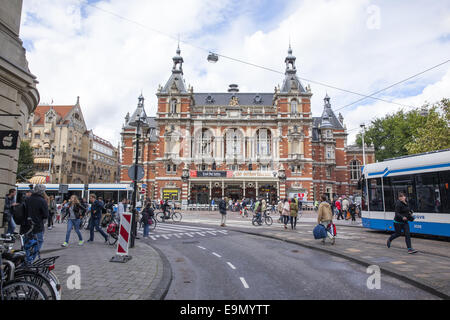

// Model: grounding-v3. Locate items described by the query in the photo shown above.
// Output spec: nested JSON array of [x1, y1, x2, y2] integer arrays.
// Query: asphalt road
[[147, 224, 439, 300]]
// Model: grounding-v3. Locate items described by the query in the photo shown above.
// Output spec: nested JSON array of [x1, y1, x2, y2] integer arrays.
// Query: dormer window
[[253, 95, 262, 104], [290, 100, 298, 114], [170, 99, 177, 114], [205, 95, 215, 104]]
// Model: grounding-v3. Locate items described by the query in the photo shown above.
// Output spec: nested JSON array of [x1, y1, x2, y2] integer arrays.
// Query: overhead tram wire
[[334, 59, 450, 112], [78, 0, 413, 109]]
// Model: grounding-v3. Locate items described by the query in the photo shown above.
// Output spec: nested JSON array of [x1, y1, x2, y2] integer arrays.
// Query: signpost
[[128, 164, 145, 181]]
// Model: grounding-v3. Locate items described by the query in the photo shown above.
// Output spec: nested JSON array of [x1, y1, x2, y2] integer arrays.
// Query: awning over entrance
[[34, 158, 50, 164], [29, 175, 46, 184]]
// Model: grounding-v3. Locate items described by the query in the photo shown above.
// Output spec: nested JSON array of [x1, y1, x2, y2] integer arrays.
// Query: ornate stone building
[[0, 0, 40, 232], [24, 98, 119, 184], [120, 46, 374, 204]]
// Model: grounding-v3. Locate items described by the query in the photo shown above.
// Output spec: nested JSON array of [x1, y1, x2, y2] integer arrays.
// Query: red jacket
[[335, 201, 342, 210]]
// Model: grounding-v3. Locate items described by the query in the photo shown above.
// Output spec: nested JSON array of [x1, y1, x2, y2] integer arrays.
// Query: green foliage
[[356, 99, 450, 161], [16, 140, 34, 182]]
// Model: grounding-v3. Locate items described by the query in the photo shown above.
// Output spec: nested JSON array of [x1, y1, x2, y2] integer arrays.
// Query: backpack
[[13, 202, 28, 225]]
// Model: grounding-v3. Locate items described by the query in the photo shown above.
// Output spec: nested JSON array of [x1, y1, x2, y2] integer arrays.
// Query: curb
[[139, 241, 173, 300], [190, 222, 449, 300]]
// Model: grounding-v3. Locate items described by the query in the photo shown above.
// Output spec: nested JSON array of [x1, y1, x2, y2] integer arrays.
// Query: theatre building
[[120, 46, 374, 205]]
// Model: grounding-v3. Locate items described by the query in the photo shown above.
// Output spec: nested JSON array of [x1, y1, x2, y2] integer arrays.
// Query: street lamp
[[360, 123, 366, 167], [128, 95, 149, 248]]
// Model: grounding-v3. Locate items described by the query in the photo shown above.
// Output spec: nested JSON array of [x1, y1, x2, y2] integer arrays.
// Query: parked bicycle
[[1, 224, 61, 300], [155, 207, 182, 223]]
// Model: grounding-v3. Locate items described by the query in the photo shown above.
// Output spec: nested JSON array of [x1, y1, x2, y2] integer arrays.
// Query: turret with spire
[[160, 45, 187, 93], [280, 45, 305, 93]]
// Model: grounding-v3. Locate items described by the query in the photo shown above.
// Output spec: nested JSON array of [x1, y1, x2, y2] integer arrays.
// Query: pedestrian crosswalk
[[138, 223, 229, 241]]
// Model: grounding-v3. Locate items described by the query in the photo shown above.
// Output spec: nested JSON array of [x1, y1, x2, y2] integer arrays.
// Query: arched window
[[290, 100, 298, 114], [196, 128, 213, 156], [169, 99, 177, 114], [225, 129, 242, 156], [350, 160, 362, 180], [257, 129, 271, 156]]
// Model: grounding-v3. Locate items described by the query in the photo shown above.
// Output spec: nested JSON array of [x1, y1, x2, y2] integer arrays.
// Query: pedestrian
[[219, 197, 227, 227], [261, 198, 267, 215], [117, 198, 127, 223], [289, 197, 298, 230], [47, 195, 56, 230], [61, 195, 85, 247], [282, 199, 290, 229], [335, 197, 343, 220], [140, 202, 154, 238], [387, 192, 418, 254], [277, 199, 283, 223], [317, 194, 335, 245], [162, 199, 169, 219], [87, 194, 109, 243], [23, 184, 49, 251], [298, 198, 303, 217], [3, 188, 19, 234], [349, 202, 356, 223], [342, 196, 350, 220]]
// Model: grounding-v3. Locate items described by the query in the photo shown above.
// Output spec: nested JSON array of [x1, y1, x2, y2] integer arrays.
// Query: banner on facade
[[190, 171, 231, 178], [233, 171, 278, 178]]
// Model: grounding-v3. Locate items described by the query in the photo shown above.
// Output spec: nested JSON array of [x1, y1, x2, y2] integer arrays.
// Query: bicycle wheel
[[108, 233, 118, 245], [172, 212, 182, 222], [252, 217, 259, 226], [155, 212, 165, 223], [149, 217, 157, 230], [265, 216, 273, 226], [14, 271, 58, 300], [2, 280, 48, 300]]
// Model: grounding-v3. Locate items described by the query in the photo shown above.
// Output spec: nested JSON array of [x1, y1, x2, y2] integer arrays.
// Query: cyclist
[[254, 198, 262, 224], [162, 199, 169, 219]]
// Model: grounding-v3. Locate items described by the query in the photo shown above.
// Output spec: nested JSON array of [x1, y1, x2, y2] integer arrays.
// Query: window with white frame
[[350, 159, 362, 180], [169, 99, 177, 114], [197, 128, 213, 156], [290, 100, 298, 114], [257, 129, 271, 156], [326, 167, 332, 178], [225, 129, 241, 155], [326, 146, 335, 159], [166, 164, 177, 173]]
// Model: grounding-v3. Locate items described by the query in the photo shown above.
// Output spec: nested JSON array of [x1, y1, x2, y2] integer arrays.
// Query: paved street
[[147, 222, 437, 300]]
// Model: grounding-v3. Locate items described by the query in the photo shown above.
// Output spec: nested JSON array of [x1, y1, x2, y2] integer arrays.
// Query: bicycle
[[155, 208, 182, 223], [252, 210, 273, 226], [1, 234, 50, 300]]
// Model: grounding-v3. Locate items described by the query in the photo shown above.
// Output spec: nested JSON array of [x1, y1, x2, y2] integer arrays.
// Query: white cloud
[[20, 0, 450, 146]]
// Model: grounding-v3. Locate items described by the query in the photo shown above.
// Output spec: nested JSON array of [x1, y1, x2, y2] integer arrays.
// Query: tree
[[356, 99, 449, 161], [405, 99, 450, 154], [16, 140, 34, 182]]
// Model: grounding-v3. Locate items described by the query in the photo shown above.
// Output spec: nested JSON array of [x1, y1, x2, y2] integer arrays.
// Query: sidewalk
[[37, 222, 171, 300], [181, 210, 450, 299]]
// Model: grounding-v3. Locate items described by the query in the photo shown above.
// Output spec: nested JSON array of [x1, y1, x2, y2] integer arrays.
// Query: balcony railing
[[33, 150, 51, 157], [288, 153, 305, 161]]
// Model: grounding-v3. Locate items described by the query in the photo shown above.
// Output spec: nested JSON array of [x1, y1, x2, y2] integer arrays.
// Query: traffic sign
[[128, 164, 145, 181]]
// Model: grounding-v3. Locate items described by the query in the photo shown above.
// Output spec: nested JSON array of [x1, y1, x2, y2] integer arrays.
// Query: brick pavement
[[37, 222, 171, 300], [180, 209, 450, 299]]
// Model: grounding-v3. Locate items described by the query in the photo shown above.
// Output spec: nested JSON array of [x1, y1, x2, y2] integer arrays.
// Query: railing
[[288, 153, 305, 161], [33, 150, 51, 157]]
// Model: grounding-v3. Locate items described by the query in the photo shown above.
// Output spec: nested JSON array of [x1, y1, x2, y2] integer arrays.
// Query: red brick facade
[[120, 47, 374, 204]]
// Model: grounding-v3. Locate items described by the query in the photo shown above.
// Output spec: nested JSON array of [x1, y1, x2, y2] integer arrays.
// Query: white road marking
[[196, 232, 206, 236], [185, 233, 194, 237], [206, 231, 217, 235], [240, 277, 249, 289], [150, 236, 157, 240], [162, 235, 170, 239], [197, 246, 206, 250], [174, 234, 182, 238], [227, 262, 236, 270], [212, 252, 221, 258]]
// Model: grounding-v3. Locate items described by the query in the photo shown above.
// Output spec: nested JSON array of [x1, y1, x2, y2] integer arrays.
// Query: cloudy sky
[[20, 0, 450, 145]]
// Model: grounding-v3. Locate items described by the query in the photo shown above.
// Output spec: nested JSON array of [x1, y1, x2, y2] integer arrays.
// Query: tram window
[[119, 191, 128, 202], [439, 171, 450, 213], [415, 173, 441, 213], [391, 176, 417, 212], [368, 178, 383, 211], [383, 177, 395, 212]]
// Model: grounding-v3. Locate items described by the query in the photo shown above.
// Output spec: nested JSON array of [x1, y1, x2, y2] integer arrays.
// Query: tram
[[361, 149, 450, 237], [15, 183, 133, 204]]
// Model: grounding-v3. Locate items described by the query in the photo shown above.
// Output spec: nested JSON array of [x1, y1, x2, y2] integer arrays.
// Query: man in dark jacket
[[3, 188, 18, 234], [219, 197, 227, 227], [23, 184, 49, 251], [87, 194, 109, 243]]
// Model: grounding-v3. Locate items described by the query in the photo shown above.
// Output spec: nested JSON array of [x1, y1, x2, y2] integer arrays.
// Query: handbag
[[313, 224, 327, 239]]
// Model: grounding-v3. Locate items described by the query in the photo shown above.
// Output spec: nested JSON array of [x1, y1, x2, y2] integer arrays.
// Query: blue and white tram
[[361, 149, 450, 237], [15, 183, 133, 205]]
